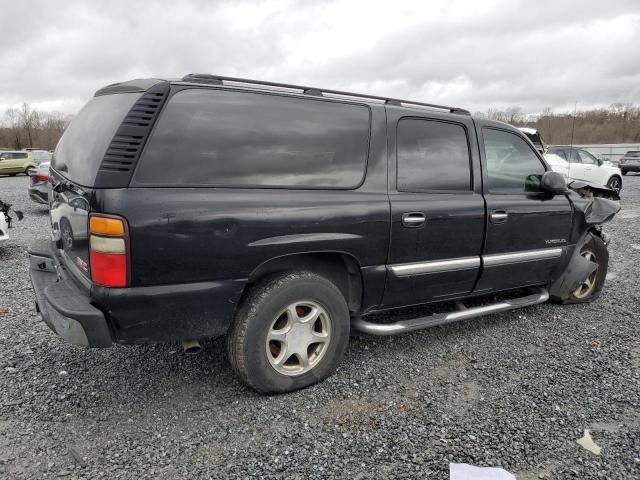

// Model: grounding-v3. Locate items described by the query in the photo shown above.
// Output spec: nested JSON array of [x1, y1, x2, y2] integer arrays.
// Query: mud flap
[[548, 236, 597, 302]]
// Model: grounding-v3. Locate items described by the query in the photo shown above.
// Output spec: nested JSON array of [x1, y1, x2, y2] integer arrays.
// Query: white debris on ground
[[576, 429, 602, 455], [449, 463, 516, 480]]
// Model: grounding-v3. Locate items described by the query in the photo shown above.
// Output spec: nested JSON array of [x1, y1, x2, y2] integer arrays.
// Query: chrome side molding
[[483, 248, 563, 267], [389, 248, 564, 277], [390, 256, 480, 276], [352, 288, 550, 336]]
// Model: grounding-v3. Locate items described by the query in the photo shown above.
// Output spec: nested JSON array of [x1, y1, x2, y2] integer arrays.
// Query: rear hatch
[[49, 92, 142, 281]]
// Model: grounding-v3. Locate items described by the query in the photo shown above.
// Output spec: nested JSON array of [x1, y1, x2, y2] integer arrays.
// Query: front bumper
[[28, 239, 112, 347]]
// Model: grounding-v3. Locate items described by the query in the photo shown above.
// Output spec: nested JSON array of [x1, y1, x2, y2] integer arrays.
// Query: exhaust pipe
[[182, 339, 202, 355]]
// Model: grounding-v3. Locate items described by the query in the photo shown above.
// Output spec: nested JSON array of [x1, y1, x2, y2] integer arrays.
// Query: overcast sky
[[1, 0, 639, 116]]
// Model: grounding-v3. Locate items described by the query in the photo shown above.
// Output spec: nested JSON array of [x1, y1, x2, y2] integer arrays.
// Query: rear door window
[[52, 93, 141, 186], [396, 119, 471, 192], [133, 89, 371, 188]]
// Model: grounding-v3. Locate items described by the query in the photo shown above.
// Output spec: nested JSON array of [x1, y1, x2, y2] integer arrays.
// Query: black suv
[[29, 74, 619, 393], [619, 150, 640, 175]]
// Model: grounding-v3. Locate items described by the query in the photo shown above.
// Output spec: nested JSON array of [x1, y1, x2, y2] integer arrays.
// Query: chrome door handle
[[490, 211, 508, 224], [402, 212, 426, 228]]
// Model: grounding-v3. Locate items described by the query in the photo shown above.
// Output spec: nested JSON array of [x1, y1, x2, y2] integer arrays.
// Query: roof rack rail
[[181, 73, 470, 115]]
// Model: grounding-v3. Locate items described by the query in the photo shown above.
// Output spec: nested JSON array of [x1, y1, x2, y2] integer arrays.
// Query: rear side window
[[397, 119, 471, 192], [134, 89, 371, 188], [0, 152, 28, 160], [52, 93, 141, 186], [483, 128, 545, 194]]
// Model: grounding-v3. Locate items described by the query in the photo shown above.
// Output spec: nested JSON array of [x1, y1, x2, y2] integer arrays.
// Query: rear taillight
[[89, 214, 128, 287], [30, 173, 49, 182]]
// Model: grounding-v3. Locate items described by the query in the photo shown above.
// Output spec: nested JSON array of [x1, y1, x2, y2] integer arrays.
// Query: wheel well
[[246, 252, 363, 313]]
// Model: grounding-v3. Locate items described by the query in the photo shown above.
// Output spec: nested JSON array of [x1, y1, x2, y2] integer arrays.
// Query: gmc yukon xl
[[29, 74, 620, 393]]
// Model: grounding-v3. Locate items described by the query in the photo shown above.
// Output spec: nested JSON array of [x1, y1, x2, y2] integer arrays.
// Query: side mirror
[[541, 171, 567, 195]]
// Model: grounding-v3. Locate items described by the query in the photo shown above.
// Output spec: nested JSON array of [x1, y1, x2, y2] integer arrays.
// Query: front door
[[576, 149, 601, 184], [383, 110, 486, 308], [475, 124, 572, 293]]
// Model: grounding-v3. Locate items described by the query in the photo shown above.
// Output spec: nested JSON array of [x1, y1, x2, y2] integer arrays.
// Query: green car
[[0, 151, 37, 176]]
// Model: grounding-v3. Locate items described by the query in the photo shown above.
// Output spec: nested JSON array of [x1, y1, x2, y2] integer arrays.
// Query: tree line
[[477, 103, 640, 145], [1, 102, 639, 152], [0, 103, 71, 151]]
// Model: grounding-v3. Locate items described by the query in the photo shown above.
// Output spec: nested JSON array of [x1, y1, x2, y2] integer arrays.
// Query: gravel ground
[[0, 174, 639, 479]]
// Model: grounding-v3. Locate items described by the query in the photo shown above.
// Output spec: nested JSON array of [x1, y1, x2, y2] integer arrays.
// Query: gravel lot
[[1, 174, 639, 479]]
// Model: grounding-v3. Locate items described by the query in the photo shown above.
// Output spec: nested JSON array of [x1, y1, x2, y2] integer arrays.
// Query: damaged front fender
[[567, 180, 621, 227], [548, 181, 620, 303]]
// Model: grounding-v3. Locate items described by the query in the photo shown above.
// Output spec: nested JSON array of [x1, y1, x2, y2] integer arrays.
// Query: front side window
[[483, 128, 546, 194], [577, 150, 597, 165], [397, 119, 471, 192], [134, 89, 371, 188]]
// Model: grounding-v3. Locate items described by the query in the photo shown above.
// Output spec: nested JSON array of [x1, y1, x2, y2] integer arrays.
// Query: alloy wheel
[[573, 250, 598, 299], [266, 300, 331, 376]]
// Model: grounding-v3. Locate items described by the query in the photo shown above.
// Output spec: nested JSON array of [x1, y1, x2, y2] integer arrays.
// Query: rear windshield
[[133, 88, 371, 189], [52, 92, 141, 186], [626, 151, 640, 157]]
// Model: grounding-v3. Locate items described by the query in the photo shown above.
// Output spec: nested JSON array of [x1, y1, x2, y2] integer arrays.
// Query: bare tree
[[19, 102, 39, 148]]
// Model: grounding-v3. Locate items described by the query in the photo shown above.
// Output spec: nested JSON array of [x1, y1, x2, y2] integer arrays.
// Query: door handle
[[402, 212, 426, 228], [490, 211, 508, 224]]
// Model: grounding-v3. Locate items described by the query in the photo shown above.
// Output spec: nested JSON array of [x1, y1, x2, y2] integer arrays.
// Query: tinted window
[[52, 93, 141, 186], [626, 151, 640, 157], [134, 89, 370, 188], [397, 119, 471, 192], [550, 149, 568, 161], [0, 152, 28, 160], [483, 129, 545, 194]]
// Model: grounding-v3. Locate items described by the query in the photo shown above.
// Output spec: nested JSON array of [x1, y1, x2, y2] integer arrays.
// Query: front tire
[[606, 175, 622, 194], [566, 234, 608, 304], [227, 271, 350, 393]]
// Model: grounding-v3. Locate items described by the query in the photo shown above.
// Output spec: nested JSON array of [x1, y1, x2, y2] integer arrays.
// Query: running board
[[351, 288, 549, 336]]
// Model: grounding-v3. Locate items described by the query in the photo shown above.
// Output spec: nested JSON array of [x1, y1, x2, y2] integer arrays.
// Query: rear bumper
[[28, 239, 112, 347], [29, 238, 244, 345], [28, 185, 49, 204], [620, 164, 640, 172]]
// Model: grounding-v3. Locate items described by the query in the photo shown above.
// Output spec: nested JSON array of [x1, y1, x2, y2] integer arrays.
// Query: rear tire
[[563, 234, 608, 304], [621, 170, 628, 176], [227, 271, 350, 393]]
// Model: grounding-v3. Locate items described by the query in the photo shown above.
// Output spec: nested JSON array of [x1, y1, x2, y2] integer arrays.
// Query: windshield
[[52, 92, 141, 186]]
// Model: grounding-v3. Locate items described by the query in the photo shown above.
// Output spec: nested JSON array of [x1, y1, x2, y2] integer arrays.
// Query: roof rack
[[181, 73, 471, 115]]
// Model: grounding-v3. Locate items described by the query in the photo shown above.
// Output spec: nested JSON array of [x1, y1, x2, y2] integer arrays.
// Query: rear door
[[0, 152, 28, 173], [383, 109, 485, 308], [475, 123, 572, 293]]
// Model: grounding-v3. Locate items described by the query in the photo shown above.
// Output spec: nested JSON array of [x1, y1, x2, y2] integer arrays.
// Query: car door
[[1, 152, 28, 173], [383, 110, 486, 308], [475, 123, 572, 293], [576, 149, 602, 184]]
